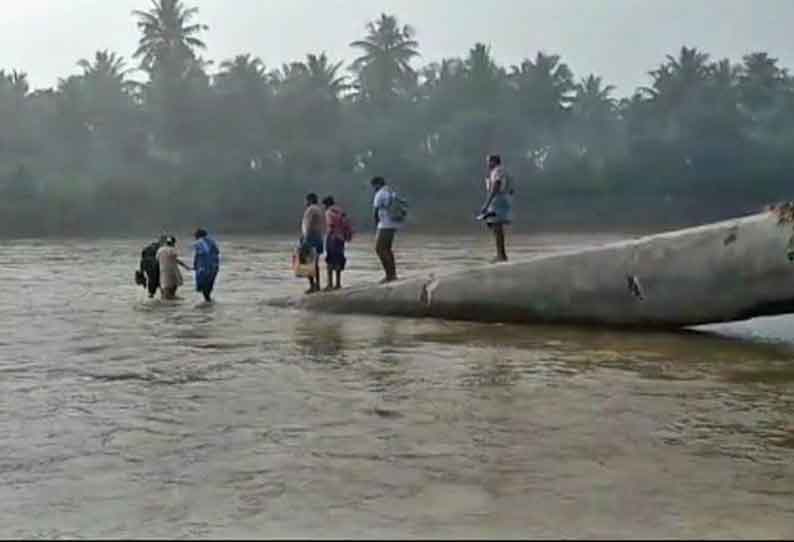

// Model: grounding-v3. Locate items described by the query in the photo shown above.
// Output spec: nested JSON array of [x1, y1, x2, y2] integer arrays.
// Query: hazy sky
[[3, 0, 793, 95]]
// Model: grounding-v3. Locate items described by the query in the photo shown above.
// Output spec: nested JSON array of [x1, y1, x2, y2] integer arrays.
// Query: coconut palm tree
[[510, 51, 575, 153], [216, 54, 268, 96], [132, 0, 208, 74], [567, 75, 620, 162], [643, 46, 711, 107], [78, 50, 131, 80], [52, 75, 92, 160], [462, 43, 505, 105], [272, 61, 306, 86], [704, 59, 740, 115], [0, 70, 30, 99], [710, 59, 739, 87], [739, 52, 788, 117], [632, 46, 712, 152], [663, 46, 711, 82], [77, 50, 139, 100], [133, 0, 210, 149], [266, 53, 351, 171], [213, 54, 271, 169], [418, 58, 464, 113], [304, 53, 348, 101], [271, 54, 348, 102], [350, 13, 420, 105], [571, 75, 616, 121], [421, 59, 463, 92], [0, 70, 32, 154], [511, 52, 574, 116]]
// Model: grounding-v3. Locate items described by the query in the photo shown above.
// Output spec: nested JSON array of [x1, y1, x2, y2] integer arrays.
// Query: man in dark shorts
[[137, 235, 166, 298], [301, 193, 326, 294]]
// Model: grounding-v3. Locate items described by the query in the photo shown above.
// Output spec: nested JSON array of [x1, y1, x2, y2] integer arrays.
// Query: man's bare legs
[[325, 268, 342, 290], [306, 257, 321, 294]]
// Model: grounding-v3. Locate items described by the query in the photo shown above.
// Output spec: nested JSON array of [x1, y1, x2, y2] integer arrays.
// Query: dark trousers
[[375, 228, 397, 280], [142, 261, 160, 297]]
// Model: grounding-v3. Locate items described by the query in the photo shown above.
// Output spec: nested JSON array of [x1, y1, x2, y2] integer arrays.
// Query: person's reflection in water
[[364, 318, 411, 395], [294, 313, 349, 363], [370, 317, 403, 350], [292, 314, 411, 395]]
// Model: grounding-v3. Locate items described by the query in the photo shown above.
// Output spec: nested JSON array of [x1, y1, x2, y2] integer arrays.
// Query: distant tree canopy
[[2, 2, 794, 237]]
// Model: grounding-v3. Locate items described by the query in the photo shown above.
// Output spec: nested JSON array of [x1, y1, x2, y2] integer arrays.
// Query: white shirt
[[486, 165, 509, 194], [373, 186, 403, 230]]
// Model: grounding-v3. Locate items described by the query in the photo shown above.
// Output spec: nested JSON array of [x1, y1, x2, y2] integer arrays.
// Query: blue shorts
[[304, 235, 324, 256]]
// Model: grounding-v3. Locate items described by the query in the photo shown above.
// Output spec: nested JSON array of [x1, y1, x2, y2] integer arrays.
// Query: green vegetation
[[2, 1, 794, 237]]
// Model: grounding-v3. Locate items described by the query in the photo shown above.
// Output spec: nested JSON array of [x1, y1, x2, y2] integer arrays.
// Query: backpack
[[386, 190, 408, 223]]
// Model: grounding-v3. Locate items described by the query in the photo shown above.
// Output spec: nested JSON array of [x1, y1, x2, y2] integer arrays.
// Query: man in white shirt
[[371, 176, 401, 283]]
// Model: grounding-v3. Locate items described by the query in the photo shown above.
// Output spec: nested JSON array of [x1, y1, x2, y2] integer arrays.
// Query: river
[[1, 233, 793, 538]]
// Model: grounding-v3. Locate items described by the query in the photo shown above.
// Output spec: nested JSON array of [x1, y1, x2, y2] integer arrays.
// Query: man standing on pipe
[[371, 176, 406, 283], [478, 154, 513, 263]]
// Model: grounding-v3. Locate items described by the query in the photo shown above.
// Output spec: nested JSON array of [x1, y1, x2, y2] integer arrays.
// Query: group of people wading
[[136, 154, 513, 300], [136, 229, 220, 302]]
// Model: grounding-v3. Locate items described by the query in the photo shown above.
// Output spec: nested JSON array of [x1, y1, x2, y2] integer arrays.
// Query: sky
[[3, 0, 794, 96]]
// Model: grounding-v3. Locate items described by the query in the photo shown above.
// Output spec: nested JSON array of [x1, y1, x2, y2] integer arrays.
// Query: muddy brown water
[[1, 233, 793, 538]]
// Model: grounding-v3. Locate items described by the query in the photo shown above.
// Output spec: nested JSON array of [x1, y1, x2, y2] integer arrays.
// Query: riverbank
[[0, 194, 774, 240]]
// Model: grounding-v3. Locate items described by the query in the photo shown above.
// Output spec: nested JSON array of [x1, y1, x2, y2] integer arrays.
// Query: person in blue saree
[[193, 228, 220, 302]]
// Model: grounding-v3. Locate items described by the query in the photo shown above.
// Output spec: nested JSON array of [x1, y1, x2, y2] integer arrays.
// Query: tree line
[[2, 0, 793, 237]]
